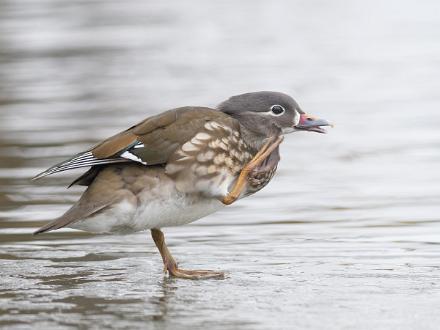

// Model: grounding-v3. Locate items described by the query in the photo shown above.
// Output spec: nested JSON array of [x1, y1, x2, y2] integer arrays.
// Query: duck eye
[[270, 105, 285, 115]]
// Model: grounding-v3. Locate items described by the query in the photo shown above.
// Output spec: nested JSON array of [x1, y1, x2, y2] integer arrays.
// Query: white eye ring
[[270, 104, 285, 116]]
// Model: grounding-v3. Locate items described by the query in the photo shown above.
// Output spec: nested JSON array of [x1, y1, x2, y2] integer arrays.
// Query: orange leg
[[222, 135, 284, 205], [150, 228, 224, 280]]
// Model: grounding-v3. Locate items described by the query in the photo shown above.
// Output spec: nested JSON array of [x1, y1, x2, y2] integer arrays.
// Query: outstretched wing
[[33, 107, 233, 180]]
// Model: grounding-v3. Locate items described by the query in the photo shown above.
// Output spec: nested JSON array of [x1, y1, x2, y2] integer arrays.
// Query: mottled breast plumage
[[246, 146, 280, 194], [165, 119, 280, 199]]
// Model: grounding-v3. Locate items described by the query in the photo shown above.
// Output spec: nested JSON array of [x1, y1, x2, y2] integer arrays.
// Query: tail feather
[[34, 203, 110, 235], [33, 218, 66, 235]]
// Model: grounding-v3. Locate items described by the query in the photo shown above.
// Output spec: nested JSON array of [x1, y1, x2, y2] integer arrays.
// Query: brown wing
[[33, 107, 233, 180]]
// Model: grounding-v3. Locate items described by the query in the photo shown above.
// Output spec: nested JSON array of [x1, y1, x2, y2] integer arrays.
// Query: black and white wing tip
[[32, 151, 127, 180]]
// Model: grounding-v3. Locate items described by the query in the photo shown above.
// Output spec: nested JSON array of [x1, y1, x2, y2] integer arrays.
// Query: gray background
[[1, 0, 440, 329]]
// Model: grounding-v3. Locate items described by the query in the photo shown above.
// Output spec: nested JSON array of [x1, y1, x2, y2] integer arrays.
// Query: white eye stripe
[[293, 109, 300, 126], [269, 104, 285, 116], [262, 106, 300, 125]]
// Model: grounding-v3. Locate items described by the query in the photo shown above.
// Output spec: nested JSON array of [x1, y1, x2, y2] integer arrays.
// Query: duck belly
[[69, 181, 224, 234]]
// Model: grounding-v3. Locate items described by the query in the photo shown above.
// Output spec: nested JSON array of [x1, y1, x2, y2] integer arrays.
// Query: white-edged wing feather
[[32, 151, 129, 180]]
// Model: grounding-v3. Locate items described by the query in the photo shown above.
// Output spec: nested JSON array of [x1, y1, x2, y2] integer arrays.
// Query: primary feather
[[32, 151, 129, 180]]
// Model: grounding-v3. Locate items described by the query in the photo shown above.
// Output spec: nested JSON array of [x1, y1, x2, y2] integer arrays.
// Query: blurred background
[[1, 0, 440, 329]]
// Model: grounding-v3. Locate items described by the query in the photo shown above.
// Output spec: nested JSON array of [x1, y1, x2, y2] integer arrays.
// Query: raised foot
[[168, 268, 225, 280]]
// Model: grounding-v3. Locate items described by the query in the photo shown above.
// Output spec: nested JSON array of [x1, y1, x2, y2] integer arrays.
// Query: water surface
[[1, 0, 440, 329]]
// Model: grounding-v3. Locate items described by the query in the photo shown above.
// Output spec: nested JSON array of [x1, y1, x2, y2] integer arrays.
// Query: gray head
[[218, 91, 330, 137]]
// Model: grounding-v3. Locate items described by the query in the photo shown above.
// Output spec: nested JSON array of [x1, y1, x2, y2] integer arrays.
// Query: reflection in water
[[1, 0, 440, 329]]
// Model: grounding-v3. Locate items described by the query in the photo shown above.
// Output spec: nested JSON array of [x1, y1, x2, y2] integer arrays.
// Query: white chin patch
[[282, 127, 295, 134]]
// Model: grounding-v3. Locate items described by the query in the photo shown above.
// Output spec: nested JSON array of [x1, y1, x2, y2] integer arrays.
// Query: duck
[[33, 91, 331, 279]]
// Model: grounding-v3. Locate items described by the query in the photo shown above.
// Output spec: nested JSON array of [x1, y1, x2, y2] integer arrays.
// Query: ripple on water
[[1, 0, 440, 329]]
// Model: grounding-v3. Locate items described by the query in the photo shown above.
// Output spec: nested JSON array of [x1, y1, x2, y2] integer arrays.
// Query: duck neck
[[239, 124, 279, 152]]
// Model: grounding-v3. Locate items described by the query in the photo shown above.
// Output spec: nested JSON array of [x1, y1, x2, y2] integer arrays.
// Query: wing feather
[[32, 151, 129, 180], [33, 107, 235, 180]]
